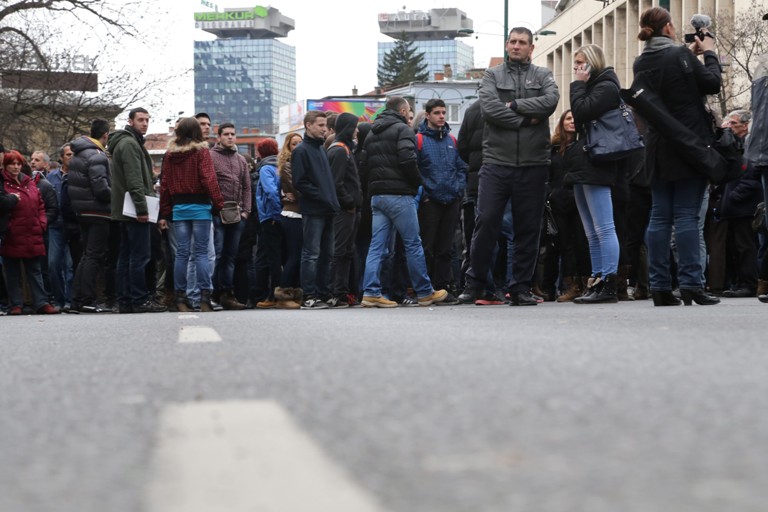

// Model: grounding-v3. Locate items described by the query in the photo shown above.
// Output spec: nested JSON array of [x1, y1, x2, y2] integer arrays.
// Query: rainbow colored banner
[[306, 100, 386, 123]]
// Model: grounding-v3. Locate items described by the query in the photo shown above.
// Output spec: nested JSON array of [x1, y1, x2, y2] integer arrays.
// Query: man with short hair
[[360, 96, 449, 307], [461, 27, 559, 306], [415, 98, 467, 304], [292, 110, 340, 308], [45, 143, 81, 311], [210, 122, 250, 309], [68, 119, 112, 312], [30, 151, 50, 175], [109, 107, 166, 313], [194, 112, 212, 144]]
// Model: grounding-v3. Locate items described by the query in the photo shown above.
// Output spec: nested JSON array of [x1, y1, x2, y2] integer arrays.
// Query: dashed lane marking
[[177, 326, 222, 343]]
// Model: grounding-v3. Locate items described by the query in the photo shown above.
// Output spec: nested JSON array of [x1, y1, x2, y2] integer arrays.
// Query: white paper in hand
[[123, 192, 160, 223]]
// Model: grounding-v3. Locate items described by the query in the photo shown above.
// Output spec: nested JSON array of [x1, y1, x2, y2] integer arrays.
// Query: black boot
[[680, 288, 720, 306], [574, 274, 601, 304], [577, 273, 618, 304], [651, 290, 681, 306]]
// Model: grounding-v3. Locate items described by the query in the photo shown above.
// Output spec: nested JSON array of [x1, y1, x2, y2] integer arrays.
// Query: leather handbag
[[585, 84, 644, 162], [219, 201, 242, 224]]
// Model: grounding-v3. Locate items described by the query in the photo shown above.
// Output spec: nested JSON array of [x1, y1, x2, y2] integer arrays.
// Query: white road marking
[[177, 326, 222, 343], [145, 400, 388, 512], [177, 314, 199, 319]]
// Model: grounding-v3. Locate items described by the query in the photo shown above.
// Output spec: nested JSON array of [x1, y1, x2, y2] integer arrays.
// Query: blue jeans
[[301, 214, 335, 299], [363, 195, 433, 299], [213, 217, 246, 291], [186, 224, 216, 304], [47, 226, 72, 307], [117, 221, 151, 306], [648, 177, 707, 290], [573, 184, 619, 276], [174, 219, 213, 292]]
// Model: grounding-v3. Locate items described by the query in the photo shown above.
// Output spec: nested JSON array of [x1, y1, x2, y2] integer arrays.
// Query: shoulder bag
[[219, 201, 242, 224], [585, 83, 645, 162]]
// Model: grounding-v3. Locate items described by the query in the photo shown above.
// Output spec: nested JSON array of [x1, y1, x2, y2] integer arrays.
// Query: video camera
[[684, 14, 715, 43]]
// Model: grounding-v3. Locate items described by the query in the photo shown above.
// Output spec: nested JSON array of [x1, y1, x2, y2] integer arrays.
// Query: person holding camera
[[633, 6, 722, 306]]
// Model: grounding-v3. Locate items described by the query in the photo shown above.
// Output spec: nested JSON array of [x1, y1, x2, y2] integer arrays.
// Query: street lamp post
[[504, 0, 509, 57]]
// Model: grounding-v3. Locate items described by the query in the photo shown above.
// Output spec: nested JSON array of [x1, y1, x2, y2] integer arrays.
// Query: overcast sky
[[128, 0, 542, 132]]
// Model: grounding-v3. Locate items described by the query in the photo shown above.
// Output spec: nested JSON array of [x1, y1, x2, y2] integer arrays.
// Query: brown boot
[[556, 277, 581, 302], [275, 287, 301, 309], [220, 290, 245, 310], [175, 291, 192, 313], [200, 289, 214, 312], [757, 279, 768, 296], [163, 288, 178, 312]]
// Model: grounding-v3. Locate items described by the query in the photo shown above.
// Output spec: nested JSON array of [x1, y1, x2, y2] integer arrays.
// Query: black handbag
[[585, 84, 645, 162]]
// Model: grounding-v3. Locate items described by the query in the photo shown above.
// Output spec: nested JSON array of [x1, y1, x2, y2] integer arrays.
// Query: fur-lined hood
[[166, 140, 209, 155]]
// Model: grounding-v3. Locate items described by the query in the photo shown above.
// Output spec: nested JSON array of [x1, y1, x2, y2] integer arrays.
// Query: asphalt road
[[2, 298, 768, 512]]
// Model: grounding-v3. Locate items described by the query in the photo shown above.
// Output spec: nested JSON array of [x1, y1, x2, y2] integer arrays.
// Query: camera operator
[[633, 6, 722, 307]]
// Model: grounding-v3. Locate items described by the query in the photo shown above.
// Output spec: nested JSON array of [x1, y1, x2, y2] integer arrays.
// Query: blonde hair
[[278, 132, 302, 170], [574, 44, 607, 74]]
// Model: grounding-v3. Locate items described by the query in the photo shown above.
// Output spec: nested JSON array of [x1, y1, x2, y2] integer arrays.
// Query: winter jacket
[[362, 109, 420, 196], [479, 58, 559, 167], [327, 112, 363, 211], [32, 171, 58, 228], [46, 168, 66, 228], [563, 68, 624, 187], [291, 135, 340, 216], [159, 140, 224, 219], [279, 159, 300, 215], [715, 161, 763, 220], [633, 41, 721, 182], [0, 170, 47, 258], [256, 155, 282, 222], [746, 75, 768, 167], [456, 100, 483, 198], [210, 143, 252, 215], [548, 145, 577, 215], [67, 136, 111, 218], [109, 126, 155, 221], [0, 173, 21, 239], [416, 119, 467, 204]]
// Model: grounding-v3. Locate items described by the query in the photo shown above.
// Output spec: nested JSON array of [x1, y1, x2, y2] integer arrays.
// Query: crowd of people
[[1, 6, 767, 314]]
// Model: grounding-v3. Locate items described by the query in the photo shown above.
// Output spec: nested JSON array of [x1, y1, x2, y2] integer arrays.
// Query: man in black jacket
[[292, 110, 340, 308], [359, 96, 448, 307], [68, 119, 112, 313]]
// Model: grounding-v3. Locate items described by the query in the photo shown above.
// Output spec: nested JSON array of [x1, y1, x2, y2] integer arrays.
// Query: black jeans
[[419, 198, 461, 290], [331, 209, 360, 296], [467, 163, 548, 293], [253, 220, 283, 300], [72, 216, 110, 306]]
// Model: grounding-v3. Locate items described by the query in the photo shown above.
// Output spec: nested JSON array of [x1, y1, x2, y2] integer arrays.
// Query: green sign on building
[[194, 6, 268, 22]]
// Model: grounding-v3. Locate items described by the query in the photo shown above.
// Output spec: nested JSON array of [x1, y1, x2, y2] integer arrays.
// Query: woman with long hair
[[564, 44, 623, 303], [275, 132, 303, 307], [549, 110, 591, 301], [634, 7, 721, 306], [1, 150, 59, 315], [159, 117, 224, 312]]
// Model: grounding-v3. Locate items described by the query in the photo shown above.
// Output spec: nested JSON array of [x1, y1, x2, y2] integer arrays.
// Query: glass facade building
[[377, 39, 474, 81], [194, 38, 295, 134]]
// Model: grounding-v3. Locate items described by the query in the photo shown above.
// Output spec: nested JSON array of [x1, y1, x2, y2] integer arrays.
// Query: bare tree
[[711, 0, 768, 115]]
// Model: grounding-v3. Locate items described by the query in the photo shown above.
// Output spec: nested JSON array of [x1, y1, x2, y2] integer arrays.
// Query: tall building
[[377, 8, 475, 83], [193, 6, 295, 135]]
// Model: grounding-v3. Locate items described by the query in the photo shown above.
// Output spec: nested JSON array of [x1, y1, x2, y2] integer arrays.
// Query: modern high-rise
[[377, 8, 475, 83], [193, 6, 295, 135]]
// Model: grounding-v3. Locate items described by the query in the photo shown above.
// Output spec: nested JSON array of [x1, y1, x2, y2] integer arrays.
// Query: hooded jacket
[[416, 119, 467, 204], [563, 67, 624, 187], [327, 112, 363, 210], [67, 136, 111, 218], [0, 170, 46, 258], [291, 135, 340, 216], [210, 143, 252, 215], [480, 58, 560, 167], [109, 126, 155, 220], [159, 140, 224, 219], [362, 109, 420, 196], [256, 155, 281, 222]]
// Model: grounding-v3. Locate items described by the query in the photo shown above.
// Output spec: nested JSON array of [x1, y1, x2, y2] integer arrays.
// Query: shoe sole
[[475, 300, 504, 306], [361, 300, 397, 308]]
